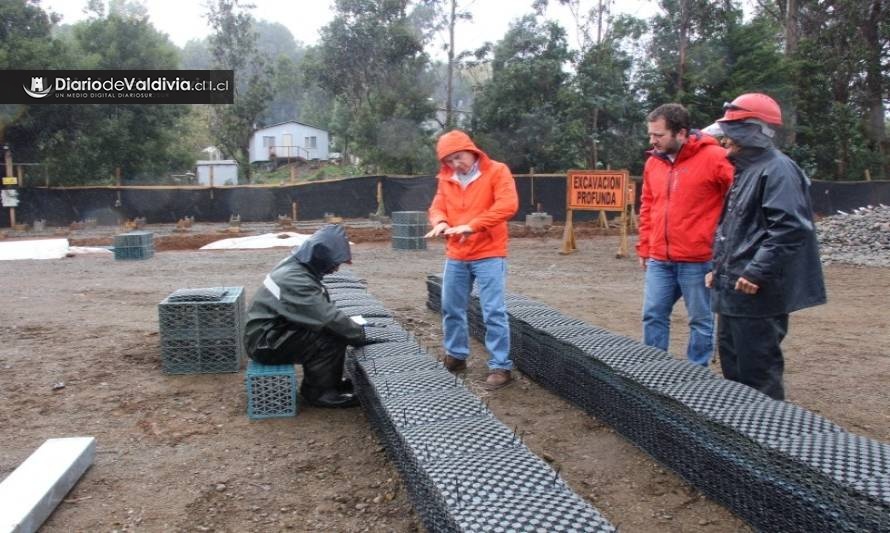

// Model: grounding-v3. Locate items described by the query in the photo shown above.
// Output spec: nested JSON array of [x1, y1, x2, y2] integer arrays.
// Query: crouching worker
[[244, 225, 366, 408]]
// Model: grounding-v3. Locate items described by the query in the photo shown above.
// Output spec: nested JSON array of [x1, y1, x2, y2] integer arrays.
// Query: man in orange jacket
[[638, 103, 734, 366], [425, 130, 519, 390]]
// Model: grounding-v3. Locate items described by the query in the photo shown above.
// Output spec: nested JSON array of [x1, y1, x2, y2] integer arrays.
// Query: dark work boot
[[301, 386, 359, 408], [442, 354, 467, 373]]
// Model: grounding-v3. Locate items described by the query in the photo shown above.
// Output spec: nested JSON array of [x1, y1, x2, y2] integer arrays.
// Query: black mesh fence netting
[[2, 175, 888, 227]]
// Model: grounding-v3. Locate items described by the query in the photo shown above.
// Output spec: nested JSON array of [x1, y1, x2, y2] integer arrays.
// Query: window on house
[[262, 136, 275, 147], [305, 136, 317, 149]]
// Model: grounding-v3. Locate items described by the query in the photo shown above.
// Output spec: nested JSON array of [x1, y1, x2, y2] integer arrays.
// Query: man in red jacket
[[425, 130, 519, 390], [638, 103, 734, 366]]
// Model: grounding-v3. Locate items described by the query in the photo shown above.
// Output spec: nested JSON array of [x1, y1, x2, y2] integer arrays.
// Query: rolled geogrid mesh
[[330, 276, 615, 532], [425, 274, 890, 532]]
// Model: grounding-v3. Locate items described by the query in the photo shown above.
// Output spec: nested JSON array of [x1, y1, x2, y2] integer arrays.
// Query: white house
[[248, 121, 330, 164]]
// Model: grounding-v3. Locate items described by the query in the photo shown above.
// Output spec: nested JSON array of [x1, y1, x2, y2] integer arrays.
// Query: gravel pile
[[817, 204, 890, 267]]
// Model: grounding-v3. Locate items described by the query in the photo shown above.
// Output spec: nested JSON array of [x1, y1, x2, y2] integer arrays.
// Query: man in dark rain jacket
[[244, 225, 366, 408], [706, 93, 826, 400]]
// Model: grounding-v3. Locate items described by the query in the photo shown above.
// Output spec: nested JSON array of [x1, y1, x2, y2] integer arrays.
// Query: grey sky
[[40, 0, 655, 58]]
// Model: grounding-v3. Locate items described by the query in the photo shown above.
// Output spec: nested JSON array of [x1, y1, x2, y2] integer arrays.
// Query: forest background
[[0, 0, 886, 185]]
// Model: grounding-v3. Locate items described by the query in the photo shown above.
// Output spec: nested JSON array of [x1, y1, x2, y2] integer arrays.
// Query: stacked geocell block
[[158, 287, 245, 374], [326, 270, 615, 533], [391, 211, 428, 251], [426, 274, 890, 532], [113, 230, 154, 260]]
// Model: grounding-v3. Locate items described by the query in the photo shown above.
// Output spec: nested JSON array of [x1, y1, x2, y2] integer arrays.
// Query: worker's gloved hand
[[352, 326, 385, 347]]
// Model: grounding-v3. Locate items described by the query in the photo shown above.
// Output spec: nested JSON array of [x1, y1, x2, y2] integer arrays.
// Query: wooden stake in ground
[[375, 178, 386, 217], [616, 204, 629, 258], [598, 210, 608, 229], [560, 209, 577, 255]]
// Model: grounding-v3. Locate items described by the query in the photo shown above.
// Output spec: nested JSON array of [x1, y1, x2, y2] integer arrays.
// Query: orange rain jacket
[[428, 131, 519, 261], [637, 132, 734, 262]]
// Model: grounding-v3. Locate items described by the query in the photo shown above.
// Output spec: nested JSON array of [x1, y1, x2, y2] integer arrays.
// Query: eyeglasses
[[723, 102, 746, 111]]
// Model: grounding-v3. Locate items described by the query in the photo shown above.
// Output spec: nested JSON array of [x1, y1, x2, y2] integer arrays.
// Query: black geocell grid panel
[[620, 358, 718, 391], [774, 432, 890, 489], [368, 368, 459, 399], [381, 387, 490, 429], [705, 400, 844, 447], [400, 416, 523, 464], [425, 447, 567, 507], [541, 324, 611, 340], [330, 294, 382, 306], [364, 327, 412, 343], [565, 333, 639, 352], [856, 471, 890, 504], [452, 490, 615, 533], [659, 378, 774, 416], [582, 343, 674, 370], [341, 280, 615, 533], [358, 352, 442, 377], [324, 274, 365, 283], [520, 315, 589, 330], [435, 283, 890, 531], [353, 341, 427, 361], [334, 304, 392, 318]]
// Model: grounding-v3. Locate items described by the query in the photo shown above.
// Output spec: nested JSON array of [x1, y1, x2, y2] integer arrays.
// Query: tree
[[637, 0, 741, 115], [417, 0, 474, 129], [307, 0, 437, 173], [4, 1, 192, 184], [471, 16, 575, 172], [206, 0, 274, 182], [572, 13, 649, 172], [0, 0, 68, 169], [755, 0, 888, 180]]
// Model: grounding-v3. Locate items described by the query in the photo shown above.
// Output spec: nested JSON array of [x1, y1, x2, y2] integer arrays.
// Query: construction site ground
[[0, 220, 887, 532]]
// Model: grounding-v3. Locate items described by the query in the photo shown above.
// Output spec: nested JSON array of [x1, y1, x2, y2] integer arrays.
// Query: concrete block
[[525, 212, 553, 230], [0, 437, 96, 533]]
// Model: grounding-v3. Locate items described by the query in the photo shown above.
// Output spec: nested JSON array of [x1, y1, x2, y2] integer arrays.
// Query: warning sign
[[567, 170, 627, 211]]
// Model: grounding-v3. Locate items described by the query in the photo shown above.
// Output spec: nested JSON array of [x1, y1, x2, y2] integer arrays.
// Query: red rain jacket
[[637, 132, 734, 262]]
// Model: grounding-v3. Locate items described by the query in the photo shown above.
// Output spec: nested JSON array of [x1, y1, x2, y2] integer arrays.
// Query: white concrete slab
[[0, 437, 96, 533]]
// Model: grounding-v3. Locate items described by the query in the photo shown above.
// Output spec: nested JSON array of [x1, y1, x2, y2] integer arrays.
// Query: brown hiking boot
[[442, 354, 467, 373], [483, 370, 512, 390]]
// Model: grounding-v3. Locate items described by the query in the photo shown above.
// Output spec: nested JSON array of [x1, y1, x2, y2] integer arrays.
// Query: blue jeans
[[441, 257, 511, 371], [642, 259, 714, 366]]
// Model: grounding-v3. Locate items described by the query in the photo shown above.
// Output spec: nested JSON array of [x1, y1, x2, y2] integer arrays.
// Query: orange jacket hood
[[436, 130, 492, 178]]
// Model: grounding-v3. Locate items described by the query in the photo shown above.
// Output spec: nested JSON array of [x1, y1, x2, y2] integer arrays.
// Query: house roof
[[253, 120, 328, 134]]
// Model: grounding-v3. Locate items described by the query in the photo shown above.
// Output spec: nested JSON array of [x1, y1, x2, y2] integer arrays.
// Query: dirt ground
[[0, 222, 888, 533]]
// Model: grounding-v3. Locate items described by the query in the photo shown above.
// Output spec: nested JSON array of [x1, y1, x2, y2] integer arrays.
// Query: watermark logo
[[2, 70, 234, 104], [23, 77, 52, 99]]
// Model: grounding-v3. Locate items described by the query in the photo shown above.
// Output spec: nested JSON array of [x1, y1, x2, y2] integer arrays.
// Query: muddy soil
[[0, 224, 887, 532]]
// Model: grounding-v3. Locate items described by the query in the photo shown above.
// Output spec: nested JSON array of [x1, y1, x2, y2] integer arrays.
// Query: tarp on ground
[[0, 239, 69, 260], [200, 232, 314, 250]]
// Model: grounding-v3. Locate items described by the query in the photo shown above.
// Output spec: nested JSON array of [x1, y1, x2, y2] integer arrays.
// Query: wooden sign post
[[3, 144, 16, 227], [562, 170, 629, 256]]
